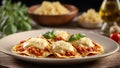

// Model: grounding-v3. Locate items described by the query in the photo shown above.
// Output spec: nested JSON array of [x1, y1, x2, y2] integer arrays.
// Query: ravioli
[[71, 37, 104, 57], [51, 40, 78, 58], [12, 38, 51, 58], [54, 30, 70, 41], [12, 30, 104, 58]]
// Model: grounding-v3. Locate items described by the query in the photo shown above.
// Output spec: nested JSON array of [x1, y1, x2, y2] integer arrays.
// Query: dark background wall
[[0, 0, 103, 12]]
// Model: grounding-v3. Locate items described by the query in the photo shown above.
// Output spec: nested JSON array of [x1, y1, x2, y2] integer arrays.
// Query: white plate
[[0, 29, 119, 64]]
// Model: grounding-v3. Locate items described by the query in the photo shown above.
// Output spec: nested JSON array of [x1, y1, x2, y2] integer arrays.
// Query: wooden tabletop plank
[[0, 50, 120, 68]]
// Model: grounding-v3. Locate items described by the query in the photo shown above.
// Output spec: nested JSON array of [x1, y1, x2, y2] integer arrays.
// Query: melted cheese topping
[[23, 38, 48, 49], [72, 37, 94, 47], [54, 30, 69, 40], [52, 40, 74, 53]]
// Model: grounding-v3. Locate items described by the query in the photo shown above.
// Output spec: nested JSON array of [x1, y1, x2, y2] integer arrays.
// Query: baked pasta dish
[[12, 30, 104, 58]]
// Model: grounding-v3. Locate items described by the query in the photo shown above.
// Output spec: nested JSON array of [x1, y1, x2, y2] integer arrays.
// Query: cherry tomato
[[110, 32, 120, 42]]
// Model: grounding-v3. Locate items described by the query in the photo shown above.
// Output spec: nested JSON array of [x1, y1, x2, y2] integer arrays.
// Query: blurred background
[[0, 0, 120, 37], [0, 0, 103, 12]]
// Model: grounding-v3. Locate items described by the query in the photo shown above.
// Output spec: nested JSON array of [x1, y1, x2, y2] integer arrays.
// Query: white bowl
[[78, 22, 103, 28]]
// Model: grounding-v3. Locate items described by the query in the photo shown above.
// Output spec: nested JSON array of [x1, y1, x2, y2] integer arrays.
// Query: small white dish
[[0, 28, 119, 64], [74, 16, 103, 28], [77, 21, 102, 28]]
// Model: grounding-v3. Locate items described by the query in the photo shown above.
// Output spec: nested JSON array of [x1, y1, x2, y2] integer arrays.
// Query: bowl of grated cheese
[[28, 1, 78, 26], [76, 9, 103, 28]]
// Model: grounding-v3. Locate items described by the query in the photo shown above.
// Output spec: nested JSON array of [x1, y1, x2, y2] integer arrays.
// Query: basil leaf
[[0, 17, 8, 31], [43, 30, 55, 39], [68, 33, 86, 42], [20, 22, 31, 31], [3, 24, 17, 35]]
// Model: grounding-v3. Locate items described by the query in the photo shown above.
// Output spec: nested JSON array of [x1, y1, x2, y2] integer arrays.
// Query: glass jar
[[99, 0, 120, 36]]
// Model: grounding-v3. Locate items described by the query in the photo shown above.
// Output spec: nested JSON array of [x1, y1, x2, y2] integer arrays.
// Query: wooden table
[[0, 50, 120, 68], [0, 22, 120, 68]]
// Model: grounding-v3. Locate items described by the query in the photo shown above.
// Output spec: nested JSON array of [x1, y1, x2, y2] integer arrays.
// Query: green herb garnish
[[0, 0, 32, 35], [43, 30, 55, 39], [68, 33, 86, 42]]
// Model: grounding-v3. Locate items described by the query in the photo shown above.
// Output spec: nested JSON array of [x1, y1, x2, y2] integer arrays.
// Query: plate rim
[[0, 28, 119, 61]]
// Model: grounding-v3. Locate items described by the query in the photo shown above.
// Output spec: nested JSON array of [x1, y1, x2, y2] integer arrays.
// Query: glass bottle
[[99, 0, 120, 36]]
